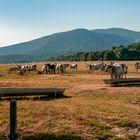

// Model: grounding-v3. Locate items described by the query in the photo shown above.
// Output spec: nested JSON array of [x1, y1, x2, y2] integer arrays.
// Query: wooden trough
[[0, 88, 65, 100], [103, 78, 140, 86]]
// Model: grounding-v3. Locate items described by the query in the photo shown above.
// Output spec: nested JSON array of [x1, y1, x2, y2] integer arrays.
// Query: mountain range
[[0, 28, 140, 60]]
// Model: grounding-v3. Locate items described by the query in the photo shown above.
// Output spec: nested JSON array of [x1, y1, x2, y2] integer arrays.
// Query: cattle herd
[[7, 61, 140, 79], [8, 63, 78, 75], [8, 64, 37, 74]]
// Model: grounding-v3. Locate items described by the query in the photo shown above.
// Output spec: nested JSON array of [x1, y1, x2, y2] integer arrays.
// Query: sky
[[0, 0, 140, 47]]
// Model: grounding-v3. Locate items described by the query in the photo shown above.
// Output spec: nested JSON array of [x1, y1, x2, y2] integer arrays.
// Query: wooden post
[[9, 100, 18, 140]]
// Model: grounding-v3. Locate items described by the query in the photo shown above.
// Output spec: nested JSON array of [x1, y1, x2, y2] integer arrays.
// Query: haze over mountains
[[92, 28, 140, 43], [0, 28, 140, 58]]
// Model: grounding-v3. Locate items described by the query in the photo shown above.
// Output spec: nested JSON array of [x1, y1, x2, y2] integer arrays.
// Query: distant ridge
[[92, 28, 140, 42], [0, 28, 140, 62]]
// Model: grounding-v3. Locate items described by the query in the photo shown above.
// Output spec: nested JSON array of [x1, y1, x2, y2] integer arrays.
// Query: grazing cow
[[8, 67, 19, 73], [100, 63, 108, 71], [105, 64, 127, 79], [29, 64, 37, 71], [42, 63, 56, 74], [119, 63, 128, 78], [12, 65, 29, 75], [87, 63, 105, 71], [17, 64, 37, 74], [20, 65, 29, 74], [64, 64, 69, 68], [42, 65, 46, 74], [63, 64, 69, 71], [135, 62, 140, 72], [56, 64, 69, 74], [27, 64, 37, 73], [70, 64, 78, 70]]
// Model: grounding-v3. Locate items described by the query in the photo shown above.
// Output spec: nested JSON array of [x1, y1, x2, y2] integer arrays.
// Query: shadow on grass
[[113, 84, 140, 87], [3, 94, 72, 101], [129, 71, 140, 74], [35, 94, 72, 101], [22, 133, 82, 140], [106, 83, 140, 87]]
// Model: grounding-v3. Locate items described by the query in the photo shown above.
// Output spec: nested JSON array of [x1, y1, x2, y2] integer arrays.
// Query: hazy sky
[[0, 0, 140, 47]]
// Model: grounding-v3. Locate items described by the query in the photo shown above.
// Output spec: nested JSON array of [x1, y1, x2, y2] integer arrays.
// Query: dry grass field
[[0, 61, 140, 140]]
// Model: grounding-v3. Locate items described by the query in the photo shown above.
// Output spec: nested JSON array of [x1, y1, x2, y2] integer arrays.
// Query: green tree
[[103, 50, 116, 60]]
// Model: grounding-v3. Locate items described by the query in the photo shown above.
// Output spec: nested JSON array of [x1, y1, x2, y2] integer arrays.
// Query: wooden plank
[[103, 78, 140, 86], [0, 88, 65, 98]]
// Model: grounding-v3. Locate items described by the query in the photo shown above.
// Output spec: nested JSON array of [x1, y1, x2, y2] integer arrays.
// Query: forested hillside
[[0, 28, 136, 56], [0, 28, 140, 63], [50, 43, 140, 61]]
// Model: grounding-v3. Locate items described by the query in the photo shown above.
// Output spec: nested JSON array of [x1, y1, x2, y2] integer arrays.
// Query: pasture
[[0, 61, 140, 140]]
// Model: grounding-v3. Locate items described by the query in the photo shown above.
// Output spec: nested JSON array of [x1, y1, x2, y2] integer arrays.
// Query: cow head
[[104, 65, 113, 73], [101, 64, 107, 71]]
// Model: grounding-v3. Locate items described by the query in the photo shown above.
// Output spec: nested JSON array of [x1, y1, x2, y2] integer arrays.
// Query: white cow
[[70, 64, 78, 70], [105, 63, 127, 79], [87, 63, 104, 71], [56, 64, 69, 74], [30, 64, 37, 71]]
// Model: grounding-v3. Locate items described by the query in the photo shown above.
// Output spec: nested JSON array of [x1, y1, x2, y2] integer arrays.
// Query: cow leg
[[61, 70, 63, 75], [110, 72, 114, 79], [45, 69, 47, 74]]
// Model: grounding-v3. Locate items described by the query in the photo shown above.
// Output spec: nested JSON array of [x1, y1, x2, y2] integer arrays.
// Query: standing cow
[[87, 63, 105, 72], [104, 63, 128, 79], [70, 64, 78, 71], [8, 66, 19, 74], [135, 62, 140, 72], [56, 64, 69, 74], [42, 63, 56, 74], [30, 64, 37, 71]]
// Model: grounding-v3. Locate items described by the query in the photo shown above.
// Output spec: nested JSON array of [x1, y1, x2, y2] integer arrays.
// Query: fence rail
[[0, 88, 65, 99]]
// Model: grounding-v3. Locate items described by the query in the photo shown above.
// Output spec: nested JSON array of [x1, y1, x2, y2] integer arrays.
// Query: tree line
[[0, 43, 140, 64], [49, 43, 140, 61]]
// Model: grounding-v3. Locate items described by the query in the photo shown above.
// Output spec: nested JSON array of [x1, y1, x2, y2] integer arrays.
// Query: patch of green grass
[[111, 119, 137, 128], [126, 134, 140, 140], [76, 117, 126, 140], [22, 132, 82, 140], [86, 120, 114, 139]]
